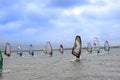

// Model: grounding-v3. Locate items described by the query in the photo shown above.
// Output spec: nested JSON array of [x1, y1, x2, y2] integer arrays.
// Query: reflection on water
[[0, 73, 2, 79]]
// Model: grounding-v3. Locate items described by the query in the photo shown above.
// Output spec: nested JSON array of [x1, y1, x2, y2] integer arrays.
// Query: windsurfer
[[72, 35, 82, 61], [0, 51, 3, 72]]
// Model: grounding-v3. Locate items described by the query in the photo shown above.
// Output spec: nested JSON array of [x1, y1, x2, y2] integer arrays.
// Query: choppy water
[[0, 48, 120, 80]]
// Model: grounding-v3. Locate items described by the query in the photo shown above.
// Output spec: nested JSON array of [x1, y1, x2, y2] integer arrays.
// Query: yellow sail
[[43, 47, 47, 54]]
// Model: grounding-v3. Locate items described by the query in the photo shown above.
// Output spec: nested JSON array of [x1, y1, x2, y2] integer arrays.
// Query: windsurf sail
[[46, 42, 53, 56], [17, 45, 22, 56], [93, 37, 100, 53], [104, 41, 110, 52], [87, 42, 92, 53], [4, 43, 11, 57], [29, 44, 34, 56], [43, 46, 47, 54], [0, 51, 3, 72], [59, 44, 64, 54], [72, 35, 82, 59]]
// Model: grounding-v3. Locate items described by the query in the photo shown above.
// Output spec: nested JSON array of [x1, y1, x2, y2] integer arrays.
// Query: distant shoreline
[[1, 46, 120, 53]]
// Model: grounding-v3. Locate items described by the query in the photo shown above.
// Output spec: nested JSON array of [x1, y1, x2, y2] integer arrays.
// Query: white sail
[[93, 37, 100, 53], [87, 42, 92, 53], [17, 45, 22, 56], [46, 42, 53, 56]]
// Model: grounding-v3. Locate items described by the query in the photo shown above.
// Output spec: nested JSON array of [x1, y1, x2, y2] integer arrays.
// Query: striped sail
[[4, 43, 11, 57], [72, 35, 82, 58]]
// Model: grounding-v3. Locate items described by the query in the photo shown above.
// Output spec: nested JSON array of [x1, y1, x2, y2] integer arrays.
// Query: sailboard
[[29, 44, 34, 56], [4, 43, 11, 57], [104, 41, 110, 52], [46, 42, 53, 56], [0, 51, 3, 73], [17, 45, 22, 56], [87, 42, 92, 53], [93, 37, 100, 53], [59, 44, 64, 54], [72, 35, 82, 61], [0, 69, 11, 73]]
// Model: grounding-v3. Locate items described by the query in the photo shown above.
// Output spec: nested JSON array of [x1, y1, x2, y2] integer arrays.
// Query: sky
[[0, 0, 120, 49]]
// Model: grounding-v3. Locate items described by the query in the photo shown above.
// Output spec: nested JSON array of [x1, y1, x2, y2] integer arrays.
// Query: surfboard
[[17, 45, 22, 56], [93, 37, 100, 53], [46, 42, 53, 56], [104, 41, 110, 52], [29, 44, 34, 56], [59, 44, 64, 54], [72, 35, 82, 60], [4, 43, 11, 57], [69, 58, 80, 62], [87, 42, 92, 53], [0, 69, 11, 74]]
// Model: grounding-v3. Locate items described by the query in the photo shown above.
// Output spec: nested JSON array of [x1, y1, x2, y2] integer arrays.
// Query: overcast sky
[[0, 0, 120, 49]]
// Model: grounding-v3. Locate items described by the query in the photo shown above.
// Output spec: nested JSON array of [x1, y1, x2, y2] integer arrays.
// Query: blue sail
[[17, 46, 22, 56], [29, 44, 34, 56], [104, 41, 110, 52]]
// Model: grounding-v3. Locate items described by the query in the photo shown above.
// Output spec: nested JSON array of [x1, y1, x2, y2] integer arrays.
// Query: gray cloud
[[47, 0, 88, 8]]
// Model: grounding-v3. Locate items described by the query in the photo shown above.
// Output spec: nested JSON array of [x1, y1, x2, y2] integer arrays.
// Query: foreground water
[[0, 48, 120, 80]]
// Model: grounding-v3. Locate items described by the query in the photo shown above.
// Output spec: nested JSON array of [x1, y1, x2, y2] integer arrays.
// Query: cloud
[[0, 0, 120, 48], [47, 0, 88, 8]]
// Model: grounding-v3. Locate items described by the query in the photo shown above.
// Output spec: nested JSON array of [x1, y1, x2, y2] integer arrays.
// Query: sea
[[0, 48, 120, 80]]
